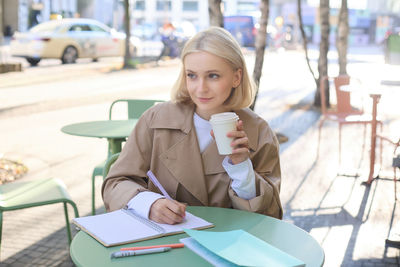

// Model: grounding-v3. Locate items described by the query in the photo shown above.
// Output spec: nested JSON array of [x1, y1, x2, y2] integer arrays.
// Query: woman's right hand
[[149, 198, 186, 224]]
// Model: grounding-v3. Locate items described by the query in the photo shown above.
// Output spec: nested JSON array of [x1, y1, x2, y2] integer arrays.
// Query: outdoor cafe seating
[[0, 178, 79, 254], [90, 99, 164, 215], [317, 75, 382, 165], [377, 135, 400, 199]]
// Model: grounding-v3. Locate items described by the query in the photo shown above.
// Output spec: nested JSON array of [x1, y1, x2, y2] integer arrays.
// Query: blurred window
[[90, 24, 108, 33], [135, 0, 145, 10], [237, 1, 258, 13], [69, 24, 92, 32], [156, 0, 171, 11], [183, 1, 198, 11]]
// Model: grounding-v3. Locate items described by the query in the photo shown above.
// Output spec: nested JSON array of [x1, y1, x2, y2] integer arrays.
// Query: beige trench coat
[[102, 102, 283, 219]]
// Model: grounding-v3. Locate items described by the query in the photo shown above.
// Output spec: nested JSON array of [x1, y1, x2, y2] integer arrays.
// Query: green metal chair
[[0, 178, 79, 252], [91, 99, 164, 215], [102, 153, 120, 179], [108, 99, 165, 121]]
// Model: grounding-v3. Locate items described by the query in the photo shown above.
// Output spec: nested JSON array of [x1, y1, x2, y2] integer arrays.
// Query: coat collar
[[148, 102, 194, 134], [149, 102, 260, 152]]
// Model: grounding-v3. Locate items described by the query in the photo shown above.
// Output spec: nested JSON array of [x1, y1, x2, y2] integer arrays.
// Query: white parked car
[[10, 18, 141, 66]]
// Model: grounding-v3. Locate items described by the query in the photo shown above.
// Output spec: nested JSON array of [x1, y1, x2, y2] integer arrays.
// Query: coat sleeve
[[101, 113, 153, 212], [228, 123, 283, 219]]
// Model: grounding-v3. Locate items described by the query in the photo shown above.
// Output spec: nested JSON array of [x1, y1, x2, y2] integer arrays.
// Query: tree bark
[[123, 0, 134, 69], [208, 0, 224, 27], [314, 0, 330, 107], [336, 0, 348, 75], [0, 0, 4, 46], [0, 0, 5, 65], [250, 0, 269, 110], [297, 0, 317, 86], [77, 0, 94, 17]]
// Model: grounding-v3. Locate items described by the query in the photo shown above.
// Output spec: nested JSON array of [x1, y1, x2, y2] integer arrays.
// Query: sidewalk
[[1, 46, 400, 266], [258, 49, 400, 266]]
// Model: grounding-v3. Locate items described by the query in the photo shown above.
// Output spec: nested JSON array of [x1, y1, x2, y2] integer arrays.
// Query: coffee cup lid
[[210, 112, 239, 123]]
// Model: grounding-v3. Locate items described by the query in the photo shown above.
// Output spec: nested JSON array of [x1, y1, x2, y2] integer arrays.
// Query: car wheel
[[61, 46, 78, 64], [26, 57, 41, 66]]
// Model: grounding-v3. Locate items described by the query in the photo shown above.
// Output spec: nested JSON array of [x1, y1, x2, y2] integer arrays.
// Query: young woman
[[102, 27, 282, 224]]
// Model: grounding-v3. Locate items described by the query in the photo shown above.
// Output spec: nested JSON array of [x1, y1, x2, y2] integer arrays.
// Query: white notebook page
[[74, 209, 160, 246], [155, 211, 213, 234]]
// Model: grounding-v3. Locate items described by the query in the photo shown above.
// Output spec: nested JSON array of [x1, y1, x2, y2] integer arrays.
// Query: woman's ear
[[233, 68, 242, 88]]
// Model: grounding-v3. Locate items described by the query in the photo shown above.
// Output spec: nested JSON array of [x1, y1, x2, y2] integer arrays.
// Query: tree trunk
[[123, 0, 134, 69], [250, 0, 269, 111], [336, 0, 348, 75], [314, 0, 330, 107], [0, 0, 4, 46], [77, 0, 94, 17], [0, 2, 22, 72], [208, 0, 224, 27], [297, 0, 317, 86], [0, 0, 4, 65]]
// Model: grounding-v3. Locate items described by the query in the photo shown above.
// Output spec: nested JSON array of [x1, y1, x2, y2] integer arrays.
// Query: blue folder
[[181, 229, 305, 267]]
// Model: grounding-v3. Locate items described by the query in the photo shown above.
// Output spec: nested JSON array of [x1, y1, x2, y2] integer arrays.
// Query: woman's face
[[184, 51, 242, 120]]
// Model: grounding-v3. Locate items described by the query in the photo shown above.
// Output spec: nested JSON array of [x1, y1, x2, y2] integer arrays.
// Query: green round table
[[61, 120, 137, 155], [70, 207, 324, 267]]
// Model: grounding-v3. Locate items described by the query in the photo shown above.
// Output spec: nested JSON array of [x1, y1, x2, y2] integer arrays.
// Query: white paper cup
[[210, 112, 239, 155]]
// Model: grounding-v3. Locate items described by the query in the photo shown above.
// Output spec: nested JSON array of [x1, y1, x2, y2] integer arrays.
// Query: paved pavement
[[0, 45, 400, 266]]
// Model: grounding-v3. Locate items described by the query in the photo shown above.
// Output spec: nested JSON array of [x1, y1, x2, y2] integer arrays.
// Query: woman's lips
[[198, 97, 212, 103]]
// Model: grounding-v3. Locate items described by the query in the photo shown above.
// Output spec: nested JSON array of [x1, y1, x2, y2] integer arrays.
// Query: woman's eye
[[187, 73, 196, 79], [209, 73, 219, 79]]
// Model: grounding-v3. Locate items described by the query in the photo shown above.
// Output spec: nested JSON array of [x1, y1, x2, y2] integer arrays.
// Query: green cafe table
[[61, 120, 137, 156], [70, 206, 325, 267], [62, 120, 137, 215]]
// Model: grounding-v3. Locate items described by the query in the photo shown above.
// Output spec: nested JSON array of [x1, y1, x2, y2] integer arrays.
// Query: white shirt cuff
[[222, 157, 256, 200], [127, 191, 165, 219]]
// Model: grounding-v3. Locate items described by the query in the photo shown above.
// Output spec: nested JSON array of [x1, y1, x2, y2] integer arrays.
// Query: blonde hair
[[171, 27, 255, 110]]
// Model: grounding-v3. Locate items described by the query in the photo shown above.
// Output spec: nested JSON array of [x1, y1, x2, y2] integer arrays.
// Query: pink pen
[[147, 170, 185, 219], [147, 170, 173, 200]]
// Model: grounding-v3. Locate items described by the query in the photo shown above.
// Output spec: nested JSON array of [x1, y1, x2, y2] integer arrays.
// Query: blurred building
[[3, 0, 399, 46], [77, 0, 210, 32], [131, 0, 209, 31], [307, 0, 400, 45], [2, 0, 77, 35], [128, 0, 263, 31], [367, 0, 400, 43], [85, 0, 265, 32]]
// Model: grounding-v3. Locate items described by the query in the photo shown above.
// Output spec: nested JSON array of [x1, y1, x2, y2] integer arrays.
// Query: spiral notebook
[[73, 208, 214, 247]]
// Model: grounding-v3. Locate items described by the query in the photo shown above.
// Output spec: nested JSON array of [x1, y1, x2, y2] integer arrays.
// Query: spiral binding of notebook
[[123, 208, 166, 234]]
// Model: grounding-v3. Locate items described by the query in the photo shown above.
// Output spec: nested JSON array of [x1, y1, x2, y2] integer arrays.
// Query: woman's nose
[[196, 79, 207, 92]]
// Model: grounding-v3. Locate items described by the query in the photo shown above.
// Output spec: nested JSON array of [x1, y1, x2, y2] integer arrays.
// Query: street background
[[1, 43, 400, 266]]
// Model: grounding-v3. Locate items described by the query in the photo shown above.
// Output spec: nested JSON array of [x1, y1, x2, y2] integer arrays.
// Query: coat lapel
[[202, 140, 225, 175], [159, 128, 209, 206], [152, 103, 209, 206]]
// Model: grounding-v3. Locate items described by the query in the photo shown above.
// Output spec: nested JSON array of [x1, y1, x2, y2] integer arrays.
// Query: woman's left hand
[[227, 120, 250, 164]]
